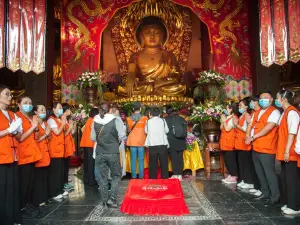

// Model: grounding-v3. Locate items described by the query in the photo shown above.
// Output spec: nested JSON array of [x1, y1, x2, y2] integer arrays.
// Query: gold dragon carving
[[67, 0, 111, 61], [191, 0, 224, 10]]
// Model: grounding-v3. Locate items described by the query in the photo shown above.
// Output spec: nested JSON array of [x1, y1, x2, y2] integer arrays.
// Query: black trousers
[[223, 150, 238, 177], [252, 151, 279, 202], [19, 163, 35, 209], [83, 147, 96, 185], [281, 162, 300, 210], [32, 166, 49, 206], [170, 150, 184, 175], [0, 162, 21, 225], [149, 145, 169, 179], [48, 158, 64, 198], [237, 150, 258, 185], [63, 157, 70, 184]]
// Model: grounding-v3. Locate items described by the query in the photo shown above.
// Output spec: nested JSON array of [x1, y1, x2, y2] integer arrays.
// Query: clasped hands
[[7, 118, 22, 134]]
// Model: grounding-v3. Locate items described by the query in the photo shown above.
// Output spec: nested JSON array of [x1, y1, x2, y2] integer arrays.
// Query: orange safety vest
[[252, 106, 279, 154], [235, 114, 251, 151], [35, 122, 51, 167], [220, 115, 237, 151], [16, 112, 42, 165], [48, 116, 65, 158], [80, 117, 94, 148], [0, 110, 19, 164], [276, 106, 300, 161], [64, 122, 75, 158], [126, 116, 148, 147]]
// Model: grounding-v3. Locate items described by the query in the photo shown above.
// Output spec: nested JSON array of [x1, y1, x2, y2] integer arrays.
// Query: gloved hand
[[7, 118, 22, 134]]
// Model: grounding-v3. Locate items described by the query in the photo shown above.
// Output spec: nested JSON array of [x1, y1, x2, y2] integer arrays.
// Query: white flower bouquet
[[76, 72, 100, 89], [197, 70, 226, 86], [190, 102, 224, 122]]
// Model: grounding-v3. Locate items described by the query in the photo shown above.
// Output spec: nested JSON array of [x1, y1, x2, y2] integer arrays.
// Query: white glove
[[7, 118, 22, 134]]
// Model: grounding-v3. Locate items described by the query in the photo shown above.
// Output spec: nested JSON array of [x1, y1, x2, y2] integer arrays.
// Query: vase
[[198, 82, 222, 102], [201, 119, 220, 143], [85, 87, 97, 104]]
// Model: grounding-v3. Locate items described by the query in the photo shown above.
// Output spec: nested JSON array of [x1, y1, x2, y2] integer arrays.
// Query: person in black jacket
[[165, 106, 187, 180]]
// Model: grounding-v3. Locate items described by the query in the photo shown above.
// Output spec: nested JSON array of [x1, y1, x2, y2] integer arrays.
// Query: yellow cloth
[[125, 141, 204, 173]]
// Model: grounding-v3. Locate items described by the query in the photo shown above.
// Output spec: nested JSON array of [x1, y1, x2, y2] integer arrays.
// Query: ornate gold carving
[[53, 57, 62, 102], [191, 0, 224, 11], [111, 0, 192, 76], [66, 0, 111, 61]]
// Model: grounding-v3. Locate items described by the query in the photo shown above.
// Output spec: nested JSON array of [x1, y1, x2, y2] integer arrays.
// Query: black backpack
[[171, 115, 187, 139]]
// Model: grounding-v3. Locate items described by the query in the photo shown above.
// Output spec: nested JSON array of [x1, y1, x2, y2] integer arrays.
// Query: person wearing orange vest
[[47, 102, 67, 201], [126, 102, 148, 179], [275, 89, 300, 215], [296, 125, 300, 168], [234, 97, 256, 189], [0, 85, 22, 225], [16, 96, 42, 218], [62, 103, 76, 191], [246, 91, 280, 207], [80, 108, 98, 186], [220, 102, 239, 184], [32, 105, 51, 207]]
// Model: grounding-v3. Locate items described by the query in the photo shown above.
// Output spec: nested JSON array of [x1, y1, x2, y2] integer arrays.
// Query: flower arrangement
[[186, 135, 198, 151], [76, 72, 100, 89], [71, 104, 93, 127], [190, 102, 224, 123], [196, 70, 227, 86]]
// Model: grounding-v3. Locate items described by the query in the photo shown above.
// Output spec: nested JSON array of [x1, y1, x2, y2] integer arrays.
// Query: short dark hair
[[239, 97, 251, 113], [227, 101, 239, 116], [166, 105, 173, 115], [98, 102, 110, 119], [277, 89, 294, 104], [259, 91, 272, 98], [150, 107, 160, 117], [132, 101, 141, 111], [249, 95, 259, 102], [89, 108, 98, 118], [62, 103, 71, 113], [0, 84, 9, 94]]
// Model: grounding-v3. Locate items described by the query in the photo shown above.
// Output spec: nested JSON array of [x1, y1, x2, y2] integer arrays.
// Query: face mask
[[249, 102, 254, 110], [57, 109, 63, 116], [239, 108, 245, 114], [259, 99, 270, 108], [223, 109, 228, 116], [22, 104, 33, 113], [39, 113, 46, 119], [275, 99, 282, 108]]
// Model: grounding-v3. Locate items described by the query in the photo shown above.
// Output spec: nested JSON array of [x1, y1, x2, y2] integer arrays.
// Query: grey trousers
[[252, 151, 280, 202], [95, 153, 121, 203]]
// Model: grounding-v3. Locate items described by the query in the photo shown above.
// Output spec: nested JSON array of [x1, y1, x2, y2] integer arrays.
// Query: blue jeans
[[130, 147, 145, 178]]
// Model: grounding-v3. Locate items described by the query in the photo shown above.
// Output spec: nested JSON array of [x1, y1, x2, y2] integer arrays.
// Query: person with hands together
[[246, 92, 280, 207], [0, 85, 22, 225], [274, 89, 300, 215], [47, 102, 67, 201], [16, 96, 42, 219], [220, 102, 239, 184], [32, 105, 51, 207]]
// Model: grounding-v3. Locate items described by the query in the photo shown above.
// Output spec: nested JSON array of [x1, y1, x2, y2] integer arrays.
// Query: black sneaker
[[107, 197, 118, 208]]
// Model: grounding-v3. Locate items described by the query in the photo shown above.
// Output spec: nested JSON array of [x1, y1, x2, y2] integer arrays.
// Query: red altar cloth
[[120, 179, 189, 216]]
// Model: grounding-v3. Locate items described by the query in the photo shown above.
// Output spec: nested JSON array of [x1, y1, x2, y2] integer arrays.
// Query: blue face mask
[[275, 99, 282, 108], [249, 102, 254, 110], [259, 99, 270, 108], [239, 108, 245, 114], [22, 104, 33, 113], [223, 109, 228, 116], [57, 109, 63, 116], [39, 113, 46, 119]]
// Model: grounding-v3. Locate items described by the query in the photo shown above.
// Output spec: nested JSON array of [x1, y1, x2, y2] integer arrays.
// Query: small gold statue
[[118, 16, 186, 97]]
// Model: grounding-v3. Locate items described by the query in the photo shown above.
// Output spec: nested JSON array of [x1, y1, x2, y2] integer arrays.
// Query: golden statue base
[[113, 95, 194, 106]]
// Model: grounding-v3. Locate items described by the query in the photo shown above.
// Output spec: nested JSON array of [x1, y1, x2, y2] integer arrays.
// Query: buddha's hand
[[126, 76, 135, 97]]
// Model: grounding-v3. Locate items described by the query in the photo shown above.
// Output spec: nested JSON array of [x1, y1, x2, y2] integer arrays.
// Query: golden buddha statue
[[118, 16, 186, 97]]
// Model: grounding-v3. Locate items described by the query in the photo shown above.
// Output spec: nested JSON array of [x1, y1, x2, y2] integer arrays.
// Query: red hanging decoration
[[288, 0, 300, 63], [0, 0, 4, 68]]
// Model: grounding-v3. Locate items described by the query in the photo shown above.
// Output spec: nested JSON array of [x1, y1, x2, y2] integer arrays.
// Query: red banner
[[259, 0, 275, 67], [273, 0, 288, 65], [288, 0, 300, 63], [32, 0, 46, 74], [0, 0, 4, 68], [7, 0, 21, 72], [20, 0, 34, 73]]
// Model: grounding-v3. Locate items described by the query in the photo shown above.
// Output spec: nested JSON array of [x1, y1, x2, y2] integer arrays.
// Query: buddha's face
[[140, 24, 163, 48]]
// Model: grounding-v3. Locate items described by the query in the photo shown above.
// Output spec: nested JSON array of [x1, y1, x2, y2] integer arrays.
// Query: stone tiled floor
[[22, 171, 300, 225]]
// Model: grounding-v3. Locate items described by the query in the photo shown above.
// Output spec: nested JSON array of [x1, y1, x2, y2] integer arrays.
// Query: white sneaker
[[249, 189, 258, 193], [281, 205, 287, 211], [283, 208, 300, 215], [253, 190, 262, 196], [62, 191, 69, 196], [222, 175, 231, 183], [237, 180, 244, 187], [241, 183, 254, 189], [53, 194, 63, 200]]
